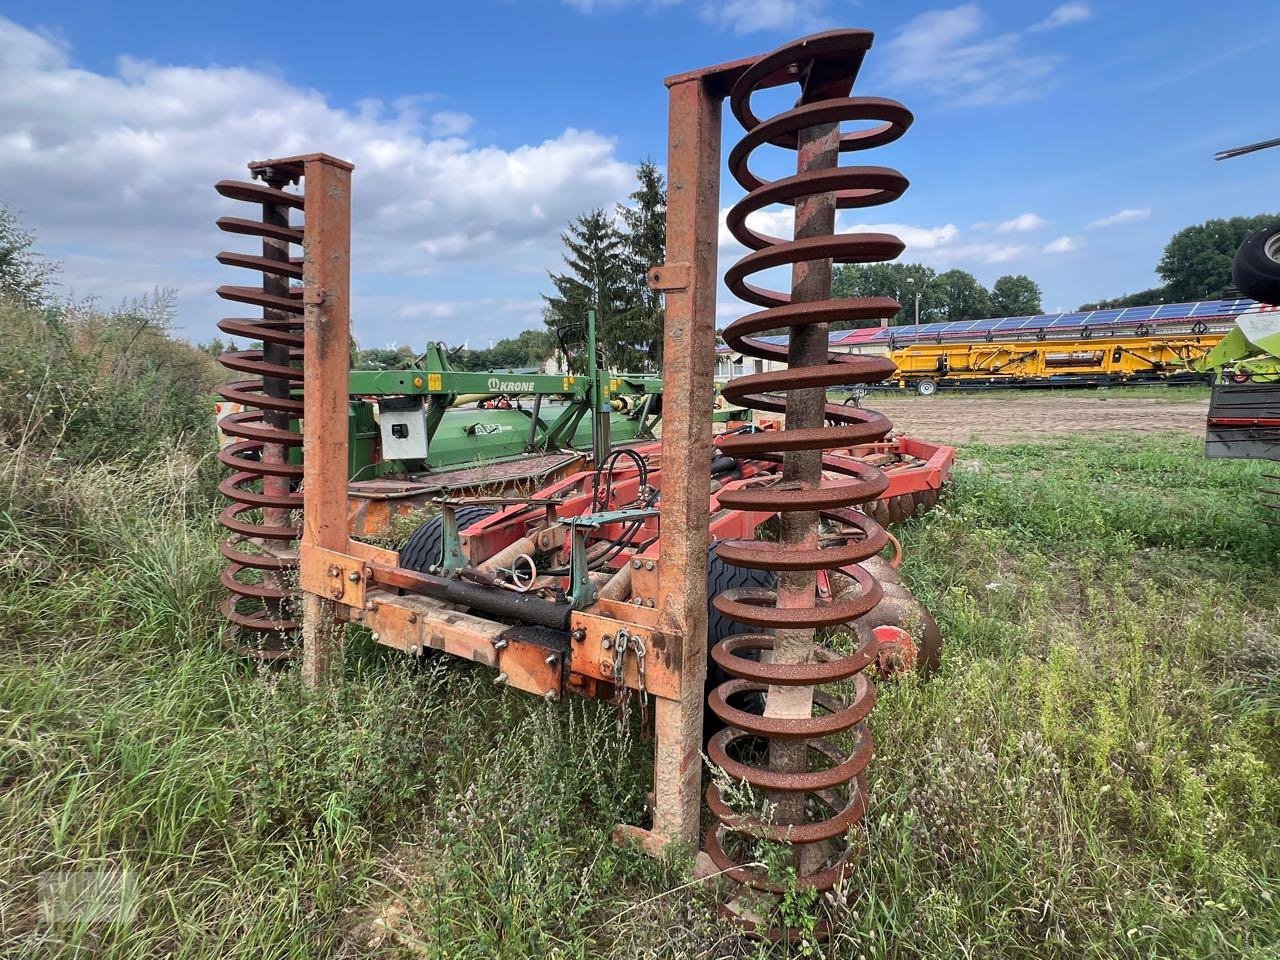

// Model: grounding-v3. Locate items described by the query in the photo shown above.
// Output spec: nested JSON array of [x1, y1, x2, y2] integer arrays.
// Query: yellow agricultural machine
[[876, 298, 1253, 394], [889, 331, 1217, 395]]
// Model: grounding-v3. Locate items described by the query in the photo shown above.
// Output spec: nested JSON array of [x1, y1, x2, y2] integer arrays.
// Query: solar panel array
[[872, 297, 1258, 344], [715, 298, 1262, 354]]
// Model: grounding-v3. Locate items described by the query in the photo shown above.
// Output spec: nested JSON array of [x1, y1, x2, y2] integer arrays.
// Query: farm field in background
[[4, 370, 1278, 957], [871, 390, 1213, 446]]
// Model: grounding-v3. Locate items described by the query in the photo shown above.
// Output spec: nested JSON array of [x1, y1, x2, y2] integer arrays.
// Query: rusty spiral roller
[[704, 30, 913, 912], [214, 166, 307, 661]]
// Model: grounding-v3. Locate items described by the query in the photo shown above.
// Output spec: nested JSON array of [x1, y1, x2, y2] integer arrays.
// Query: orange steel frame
[[291, 61, 724, 849], [293, 53, 881, 856]]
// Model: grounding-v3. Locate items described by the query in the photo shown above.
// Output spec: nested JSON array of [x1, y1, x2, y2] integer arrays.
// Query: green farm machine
[[220, 316, 750, 536], [1198, 139, 1280, 462]]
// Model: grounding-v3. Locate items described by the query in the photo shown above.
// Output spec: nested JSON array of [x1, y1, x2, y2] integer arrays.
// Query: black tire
[[707, 543, 777, 649], [399, 506, 497, 573], [1233, 222, 1280, 305], [705, 542, 777, 738], [915, 378, 938, 397]]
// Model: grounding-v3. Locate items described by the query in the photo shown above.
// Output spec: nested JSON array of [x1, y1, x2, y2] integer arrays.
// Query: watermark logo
[[38, 869, 137, 926]]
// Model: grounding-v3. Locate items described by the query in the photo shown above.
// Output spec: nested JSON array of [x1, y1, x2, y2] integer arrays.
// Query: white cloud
[[1087, 207, 1151, 229], [717, 207, 965, 265], [395, 297, 545, 344], [562, 0, 829, 34], [995, 212, 1047, 233], [716, 204, 1033, 291], [1043, 235, 1079, 253], [1029, 3, 1091, 32], [713, 207, 1041, 326], [698, 0, 830, 34], [883, 3, 1066, 106], [428, 111, 474, 137], [952, 242, 1027, 264], [0, 16, 634, 343]]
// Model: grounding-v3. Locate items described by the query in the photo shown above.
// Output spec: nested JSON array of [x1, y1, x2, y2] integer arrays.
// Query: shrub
[[0, 291, 223, 464]]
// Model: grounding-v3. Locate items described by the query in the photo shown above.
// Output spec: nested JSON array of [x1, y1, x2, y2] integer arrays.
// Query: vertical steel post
[[644, 74, 722, 852], [587, 308, 610, 464], [298, 153, 355, 687]]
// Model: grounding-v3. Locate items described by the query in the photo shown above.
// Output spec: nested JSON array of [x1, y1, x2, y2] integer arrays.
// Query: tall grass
[[0, 441, 727, 958], [1, 290, 1276, 960]]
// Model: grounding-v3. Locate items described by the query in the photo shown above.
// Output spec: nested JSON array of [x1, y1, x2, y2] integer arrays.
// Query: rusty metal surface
[[213, 169, 309, 659], [357, 591, 500, 665], [298, 545, 368, 607], [213, 156, 353, 669], [296, 156, 355, 686], [702, 28, 912, 905], [568, 610, 679, 700], [643, 71, 723, 856]]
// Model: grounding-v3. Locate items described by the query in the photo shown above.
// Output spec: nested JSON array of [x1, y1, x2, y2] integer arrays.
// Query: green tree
[[353, 345, 416, 370], [0, 204, 56, 307], [617, 160, 666, 368], [832, 262, 940, 326], [991, 274, 1043, 317], [932, 269, 994, 321], [486, 329, 556, 370], [1157, 213, 1278, 301], [543, 209, 638, 370]]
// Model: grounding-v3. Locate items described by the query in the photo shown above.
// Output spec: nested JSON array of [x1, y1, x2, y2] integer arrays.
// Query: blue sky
[[0, 1, 1277, 347]]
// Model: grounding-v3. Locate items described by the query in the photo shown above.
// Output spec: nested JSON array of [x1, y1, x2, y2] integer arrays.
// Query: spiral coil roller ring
[[214, 167, 307, 661], [704, 30, 914, 906]]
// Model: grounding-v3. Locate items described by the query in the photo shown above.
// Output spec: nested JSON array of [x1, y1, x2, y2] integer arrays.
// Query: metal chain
[[633, 635, 648, 729], [610, 630, 650, 734]]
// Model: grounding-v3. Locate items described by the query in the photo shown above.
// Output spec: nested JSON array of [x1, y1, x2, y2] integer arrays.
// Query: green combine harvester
[[1200, 138, 1280, 462], [1199, 307, 1280, 461]]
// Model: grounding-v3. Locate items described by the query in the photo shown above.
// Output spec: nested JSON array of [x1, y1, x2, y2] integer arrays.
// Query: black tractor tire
[[707, 542, 778, 656], [1233, 222, 1280, 306], [915, 378, 938, 397], [399, 506, 497, 574], [704, 542, 778, 739]]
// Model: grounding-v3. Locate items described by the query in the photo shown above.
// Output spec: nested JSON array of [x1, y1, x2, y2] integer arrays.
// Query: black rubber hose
[[398, 570, 572, 629]]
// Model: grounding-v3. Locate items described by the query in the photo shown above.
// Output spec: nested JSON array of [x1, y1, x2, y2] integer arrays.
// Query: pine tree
[[617, 160, 666, 368], [543, 209, 635, 371]]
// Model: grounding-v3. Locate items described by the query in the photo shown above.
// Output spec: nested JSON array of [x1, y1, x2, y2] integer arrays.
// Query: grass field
[[3, 428, 1279, 959]]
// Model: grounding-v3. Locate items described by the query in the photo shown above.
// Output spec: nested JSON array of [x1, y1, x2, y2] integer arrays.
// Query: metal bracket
[[565, 519, 597, 609], [647, 263, 691, 292], [299, 545, 367, 608], [568, 610, 678, 699], [565, 508, 660, 610], [568, 507, 660, 529], [436, 503, 468, 577]]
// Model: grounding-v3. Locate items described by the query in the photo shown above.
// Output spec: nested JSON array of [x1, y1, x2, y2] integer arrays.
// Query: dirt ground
[[871, 392, 1210, 446]]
